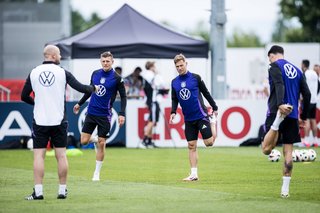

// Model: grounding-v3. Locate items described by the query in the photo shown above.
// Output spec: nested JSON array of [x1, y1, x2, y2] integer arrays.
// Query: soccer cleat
[[25, 189, 44, 200], [147, 141, 158, 148], [182, 175, 199, 181], [92, 173, 100, 181], [57, 189, 68, 199], [281, 192, 289, 198]]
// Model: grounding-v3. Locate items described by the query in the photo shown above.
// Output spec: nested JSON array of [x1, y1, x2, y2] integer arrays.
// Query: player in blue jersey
[[261, 45, 311, 198], [169, 54, 218, 181], [73, 51, 127, 181]]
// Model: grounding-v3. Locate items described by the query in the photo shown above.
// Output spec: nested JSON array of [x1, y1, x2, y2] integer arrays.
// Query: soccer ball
[[268, 149, 281, 162], [300, 149, 309, 162], [293, 150, 303, 162], [292, 150, 297, 162], [308, 149, 317, 161]]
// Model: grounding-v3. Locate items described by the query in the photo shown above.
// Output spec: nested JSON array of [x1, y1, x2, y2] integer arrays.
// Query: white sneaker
[[281, 191, 289, 198], [92, 173, 100, 181], [182, 174, 199, 181]]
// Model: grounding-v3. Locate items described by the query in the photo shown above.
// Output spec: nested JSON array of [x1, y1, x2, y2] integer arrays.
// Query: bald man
[[21, 45, 98, 200]]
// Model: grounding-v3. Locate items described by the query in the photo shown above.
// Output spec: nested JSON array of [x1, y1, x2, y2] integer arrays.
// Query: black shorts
[[32, 121, 68, 149], [185, 117, 212, 141], [147, 102, 160, 122], [306, 103, 317, 119], [82, 114, 110, 138], [263, 114, 301, 144]]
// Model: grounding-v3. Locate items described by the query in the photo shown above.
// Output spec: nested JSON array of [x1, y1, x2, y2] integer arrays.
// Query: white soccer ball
[[27, 138, 33, 150], [293, 150, 303, 162], [292, 150, 297, 162], [308, 149, 317, 161], [300, 149, 309, 162], [268, 149, 281, 162]]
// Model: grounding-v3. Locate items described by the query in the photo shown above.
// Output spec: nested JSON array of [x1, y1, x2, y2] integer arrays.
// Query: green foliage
[[71, 11, 102, 35], [185, 20, 210, 42], [227, 28, 264, 47], [0, 147, 319, 213], [278, 0, 320, 42]]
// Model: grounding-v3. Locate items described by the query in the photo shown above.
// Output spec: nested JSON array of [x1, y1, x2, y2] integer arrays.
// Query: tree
[[279, 0, 320, 42], [71, 11, 102, 35], [227, 28, 264, 47]]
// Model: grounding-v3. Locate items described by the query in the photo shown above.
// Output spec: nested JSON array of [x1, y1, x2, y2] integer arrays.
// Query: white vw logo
[[39, 71, 55, 87], [284, 63, 297, 79], [96, 85, 106, 96], [179, 88, 191, 100], [78, 108, 120, 144]]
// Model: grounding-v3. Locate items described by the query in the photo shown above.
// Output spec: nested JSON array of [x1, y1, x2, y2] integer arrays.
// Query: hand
[[118, 115, 125, 127], [94, 85, 100, 92], [73, 104, 80, 114], [169, 113, 175, 124], [279, 104, 293, 116]]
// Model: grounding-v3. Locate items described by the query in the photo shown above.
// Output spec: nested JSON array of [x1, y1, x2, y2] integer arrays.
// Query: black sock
[[143, 136, 148, 143], [147, 137, 152, 145]]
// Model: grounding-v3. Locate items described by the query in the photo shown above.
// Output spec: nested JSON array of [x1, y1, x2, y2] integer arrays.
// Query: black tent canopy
[[51, 4, 209, 59]]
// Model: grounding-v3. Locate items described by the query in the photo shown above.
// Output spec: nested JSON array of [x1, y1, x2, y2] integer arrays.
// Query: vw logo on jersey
[[39, 71, 55, 87], [181, 81, 186, 88], [283, 63, 297, 79], [179, 88, 191, 100], [96, 85, 106, 96], [78, 108, 120, 144], [100, 77, 106, 84]]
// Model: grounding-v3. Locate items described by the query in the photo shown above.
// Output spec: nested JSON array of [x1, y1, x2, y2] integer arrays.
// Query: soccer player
[[169, 54, 218, 181], [261, 45, 311, 198], [21, 45, 97, 200], [73, 51, 127, 181], [301, 59, 318, 147], [140, 61, 168, 148]]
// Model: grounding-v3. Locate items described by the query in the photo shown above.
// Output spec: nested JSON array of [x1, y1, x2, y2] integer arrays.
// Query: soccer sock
[[58, 184, 67, 195], [281, 176, 291, 193], [94, 160, 103, 174], [34, 184, 43, 196], [271, 114, 284, 131], [191, 168, 198, 177], [147, 137, 152, 145]]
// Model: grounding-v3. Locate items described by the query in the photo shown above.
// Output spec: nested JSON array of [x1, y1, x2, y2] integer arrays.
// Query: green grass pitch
[[0, 147, 319, 213]]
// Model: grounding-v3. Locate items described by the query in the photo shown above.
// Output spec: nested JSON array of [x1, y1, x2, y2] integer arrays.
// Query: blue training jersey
[[171, 71, 218, 122], [78, 68, 127, 118], [269, 59, 305, 119]]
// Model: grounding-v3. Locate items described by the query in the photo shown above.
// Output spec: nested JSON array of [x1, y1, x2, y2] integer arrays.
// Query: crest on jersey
[[39, 71, 55, 87], [283, 63, 297, 79], [100, 77, 106, 84], [179, 88, 191, 100], [96, 85, 106, 96], [181, 81, 186, 88]]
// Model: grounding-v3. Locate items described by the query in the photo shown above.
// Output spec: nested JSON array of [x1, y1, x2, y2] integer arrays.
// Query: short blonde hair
[[100, 51, 113, 59], [173, 54, 186, 64]]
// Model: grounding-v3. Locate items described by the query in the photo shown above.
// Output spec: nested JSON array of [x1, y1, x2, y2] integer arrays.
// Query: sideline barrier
[[0, 99, 270, 147]]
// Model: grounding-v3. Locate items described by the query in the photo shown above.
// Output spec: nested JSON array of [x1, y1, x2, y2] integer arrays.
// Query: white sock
[[58, 184, 67, 195], [271, 115, 284, 131], [281, 176, 291, 193], [34, 184, 43, 196], [191, 168, 198, 177], [94, 160, 103, 174]]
